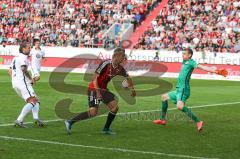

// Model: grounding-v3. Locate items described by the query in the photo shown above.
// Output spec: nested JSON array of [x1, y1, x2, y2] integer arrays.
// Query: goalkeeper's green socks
[[182, 106, 200, 122], [160, 101, 168, 120]]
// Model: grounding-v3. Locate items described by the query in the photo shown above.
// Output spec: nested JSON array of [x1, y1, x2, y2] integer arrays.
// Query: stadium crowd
[[0, 0, 159, 47], [135, 0, 240, 53]]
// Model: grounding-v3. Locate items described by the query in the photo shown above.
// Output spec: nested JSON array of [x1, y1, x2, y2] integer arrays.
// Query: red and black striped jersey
[[88, 60, 128, 90]]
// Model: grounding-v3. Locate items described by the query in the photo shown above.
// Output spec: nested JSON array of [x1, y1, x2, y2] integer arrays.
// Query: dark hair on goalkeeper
[[187, 48, 193, 58]]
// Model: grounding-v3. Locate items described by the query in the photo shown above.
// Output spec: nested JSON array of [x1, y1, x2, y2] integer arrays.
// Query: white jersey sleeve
[[11, 53, 30, 84], [19, 54, 28, 66]]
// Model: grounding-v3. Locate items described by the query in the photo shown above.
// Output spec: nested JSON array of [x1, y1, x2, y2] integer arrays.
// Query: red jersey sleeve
[[119, 65, 129, 77], [95, 60, 110, 74]]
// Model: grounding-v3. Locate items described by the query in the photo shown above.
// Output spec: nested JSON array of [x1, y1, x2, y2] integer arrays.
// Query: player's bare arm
[[21, 65, 35, 84], [197, 65, 217, 73], [198, 64, 228, 77], [8, 67, 12, 76], [126, 77, 136, 97]]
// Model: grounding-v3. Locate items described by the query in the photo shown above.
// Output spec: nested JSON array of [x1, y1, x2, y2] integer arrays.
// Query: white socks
[[32, 102, 40, 120], [17, 102, 40, 122], [17, 103, 34, 122]]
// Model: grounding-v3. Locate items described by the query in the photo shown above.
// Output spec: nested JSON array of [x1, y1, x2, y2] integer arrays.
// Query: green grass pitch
[[0, 70, 239, 159]]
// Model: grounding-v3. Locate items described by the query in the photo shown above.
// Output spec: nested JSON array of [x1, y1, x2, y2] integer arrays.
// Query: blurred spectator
[[0, 39, 11, 55], [135, 0, 240, 53], [153, 51, 160, 61], [0, 0, 159, 47], [234, 41, 240, 53]]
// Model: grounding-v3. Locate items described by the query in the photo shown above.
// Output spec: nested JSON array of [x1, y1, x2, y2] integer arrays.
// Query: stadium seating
[[0, 0, 159, 47], [134, 0, 240, 53]]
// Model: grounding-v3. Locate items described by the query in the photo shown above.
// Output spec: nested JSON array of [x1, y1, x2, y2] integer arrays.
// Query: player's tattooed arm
[[126, 77, 136, 97], [21, 65, 35, 84], [93, 73, 102, 100]]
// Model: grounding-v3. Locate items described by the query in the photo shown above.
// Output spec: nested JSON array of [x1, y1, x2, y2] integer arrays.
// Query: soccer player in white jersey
[[10, 42, 44, 128], [30, 39, 45, 81]]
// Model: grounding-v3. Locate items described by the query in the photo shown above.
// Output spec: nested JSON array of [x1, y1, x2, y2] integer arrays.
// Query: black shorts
[[88, 89, 115, 107]]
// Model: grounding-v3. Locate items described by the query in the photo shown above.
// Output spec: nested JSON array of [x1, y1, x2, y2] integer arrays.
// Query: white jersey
[[30, 46, 45, 77], [11, 53, 31, 85], [11, 53, 36, 101]]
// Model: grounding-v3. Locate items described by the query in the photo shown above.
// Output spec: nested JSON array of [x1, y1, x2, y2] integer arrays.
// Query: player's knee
[[89, 108, 98, 117], [177, 105, 183, 111], [34, 76, 40, 81], [176, 101, 184, 110], [90, 112, 97, 117], [111, 106, 119, 113], [161, 94, 168, 101], [27, 97, 38, 104]]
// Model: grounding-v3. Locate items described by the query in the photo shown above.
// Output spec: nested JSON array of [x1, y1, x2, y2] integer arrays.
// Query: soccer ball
[[122, 79, 129, 88]]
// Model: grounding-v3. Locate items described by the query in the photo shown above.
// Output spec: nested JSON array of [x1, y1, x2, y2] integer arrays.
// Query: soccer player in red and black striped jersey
[[65, 48, 136, 134]]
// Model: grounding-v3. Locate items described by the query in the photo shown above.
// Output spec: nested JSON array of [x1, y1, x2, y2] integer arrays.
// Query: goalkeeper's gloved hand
[[216, 68, 228, 77]]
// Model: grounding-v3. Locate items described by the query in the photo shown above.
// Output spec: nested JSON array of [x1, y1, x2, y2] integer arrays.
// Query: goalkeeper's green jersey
[[177, 59, 198, 89]]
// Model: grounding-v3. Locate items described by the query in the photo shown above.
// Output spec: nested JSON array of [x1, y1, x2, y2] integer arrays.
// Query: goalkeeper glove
[[216, 68, 228, 77]]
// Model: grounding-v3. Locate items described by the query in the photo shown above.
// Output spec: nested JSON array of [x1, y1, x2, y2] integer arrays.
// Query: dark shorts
[[88, 89, 115, 107]]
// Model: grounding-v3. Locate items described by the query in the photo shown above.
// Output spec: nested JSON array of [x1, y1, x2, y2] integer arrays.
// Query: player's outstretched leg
[[153, 94, 169, 125], [177, 101, 203, 132], [65, 108, 96, 135], [102, 100, 118, 135], [15, 102, 34, 128]]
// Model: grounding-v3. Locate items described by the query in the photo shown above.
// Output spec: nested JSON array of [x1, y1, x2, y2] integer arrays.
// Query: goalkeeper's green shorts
[[168, 88, 190, 104]]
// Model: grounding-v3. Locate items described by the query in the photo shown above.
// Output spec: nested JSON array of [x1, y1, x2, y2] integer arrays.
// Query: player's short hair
[[186, 48, 193, 58], [19, 41, 29, 53], [113, 47, 126, 59], [114, 47, 125, 54]]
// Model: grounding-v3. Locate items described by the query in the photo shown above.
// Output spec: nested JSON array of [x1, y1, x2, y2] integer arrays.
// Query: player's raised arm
[[197, 64, 217, 73], [197, 64, 228, 77]]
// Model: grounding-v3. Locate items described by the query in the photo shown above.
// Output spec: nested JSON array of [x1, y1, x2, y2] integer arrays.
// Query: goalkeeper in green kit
[[153, 48, 228, 132]]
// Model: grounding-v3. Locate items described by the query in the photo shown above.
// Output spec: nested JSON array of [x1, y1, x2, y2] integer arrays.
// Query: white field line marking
[[0, 135, 219, 159], [0, 101, 239, 127], [0, 119, 62, 127], [116, 101, 240, 115]]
